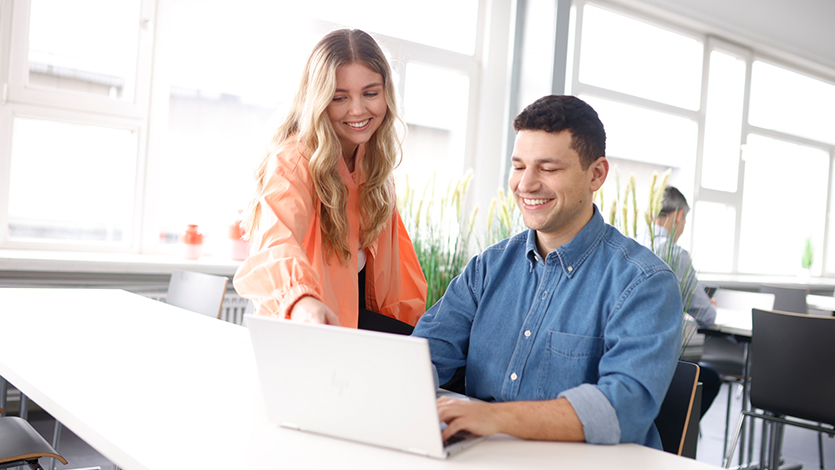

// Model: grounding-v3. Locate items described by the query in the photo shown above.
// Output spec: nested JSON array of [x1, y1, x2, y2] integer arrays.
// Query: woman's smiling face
[[326, 62, 387, 158]]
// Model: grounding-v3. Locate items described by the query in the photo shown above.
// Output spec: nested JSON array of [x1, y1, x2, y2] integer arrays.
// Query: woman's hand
[[290, 296, 341, 325]]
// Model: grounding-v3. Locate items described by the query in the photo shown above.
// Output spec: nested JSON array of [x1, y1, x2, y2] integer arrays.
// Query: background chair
[[699, 289, 775, 462], [759, 284, 808, 314], [655, 361, 701, 458], [165, 269, 229, 319], [0, 414, 67, 470], [725, 309, 835, 469]]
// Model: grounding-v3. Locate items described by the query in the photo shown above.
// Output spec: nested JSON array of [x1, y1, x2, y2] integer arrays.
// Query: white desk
[[807, 293, 835, 313], [712, 307, 752, 337], [0, 288, 721, 470]]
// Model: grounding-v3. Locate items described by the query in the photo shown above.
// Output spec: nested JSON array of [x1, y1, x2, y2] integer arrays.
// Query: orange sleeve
[[232, 143, 323, 318], [371, 208, 428, 326]]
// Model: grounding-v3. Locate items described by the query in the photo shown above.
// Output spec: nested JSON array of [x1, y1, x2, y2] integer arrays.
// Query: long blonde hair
[[242, 29, 405, 265]]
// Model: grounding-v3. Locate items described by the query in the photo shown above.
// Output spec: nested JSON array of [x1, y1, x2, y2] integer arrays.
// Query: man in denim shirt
[[412, 95, 683, 449]]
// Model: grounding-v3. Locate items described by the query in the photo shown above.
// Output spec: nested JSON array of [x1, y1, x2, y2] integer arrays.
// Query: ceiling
[[612, 0, 835, 76]]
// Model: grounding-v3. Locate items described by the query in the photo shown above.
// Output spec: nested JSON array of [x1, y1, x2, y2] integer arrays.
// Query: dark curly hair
[[512, 95, 606, 169]]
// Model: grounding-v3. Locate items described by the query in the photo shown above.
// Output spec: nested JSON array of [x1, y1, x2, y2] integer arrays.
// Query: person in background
[[234, 29, 427, 334], [646, 185, 720, 419], [412, 95, 683, 449]]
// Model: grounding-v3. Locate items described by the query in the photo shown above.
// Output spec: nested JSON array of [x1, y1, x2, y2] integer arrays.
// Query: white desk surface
[[0, 288, 720, 470], [710, 307, 753, 337], [807, 293, 835, 312]]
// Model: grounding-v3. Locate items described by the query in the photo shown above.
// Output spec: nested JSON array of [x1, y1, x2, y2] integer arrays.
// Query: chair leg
[[723, 382, 732, 461], [20, 393, 29, 420], [51, 420, 63, 470], [760, 419, 772, 470], [0, 376, 6, 414], [724, 411, 747, 468], [818, 427, 824, 470]]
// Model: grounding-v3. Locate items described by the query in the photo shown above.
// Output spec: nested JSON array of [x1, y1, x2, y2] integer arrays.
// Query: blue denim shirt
[[413, 207, 683, 449]]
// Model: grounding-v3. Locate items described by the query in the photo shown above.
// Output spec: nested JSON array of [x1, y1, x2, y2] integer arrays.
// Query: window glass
[[749, 61, 835, 145], [517, 0, 557, 114], [691, 201, 736, 273], [701, 50, 746, 192], [8, 117, 137, 243], [827, 162, 835, 275], [580, 94, 698, 167], [27, 0, 142, 101], [153, 1, 322, 252], [578, 4, 702, 110], [304, 0, 479, 55], [398, 62, 470, 199], [738, 134, 829, 274]]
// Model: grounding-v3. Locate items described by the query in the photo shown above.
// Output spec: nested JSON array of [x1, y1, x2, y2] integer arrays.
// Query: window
[[8, 115, 139, 246], [749, 61, 835, 145], [738, 135, 829, 275], [0, 0, 488, 257], [691, 201, 736, 273], [397, 62, 470, 196], [580, 94, 698, 167], [570, 2, 835, 276], [304, 0, 479, 55], [578, 4, 702, 111], [701, 49, 747, 192], [27, 0, 142, 102]]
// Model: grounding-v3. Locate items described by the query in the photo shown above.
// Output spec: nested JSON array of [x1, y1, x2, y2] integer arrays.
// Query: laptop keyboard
[[443, 430, 478, 448]]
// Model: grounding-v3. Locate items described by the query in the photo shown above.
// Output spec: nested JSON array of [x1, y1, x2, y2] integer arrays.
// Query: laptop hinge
[[405, 447, 430, 456], [280, 422, 300, 430]]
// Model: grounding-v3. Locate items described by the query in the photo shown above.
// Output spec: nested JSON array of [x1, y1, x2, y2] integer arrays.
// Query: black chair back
[[655, 361, 701, 458], [750, 308, 835, 426]]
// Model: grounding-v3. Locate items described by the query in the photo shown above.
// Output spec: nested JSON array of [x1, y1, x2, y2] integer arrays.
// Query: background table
[[0, 288, 721, 469]]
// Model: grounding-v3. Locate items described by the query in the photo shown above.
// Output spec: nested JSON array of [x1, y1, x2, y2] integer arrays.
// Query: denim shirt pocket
[[537, 331, 605, 400]]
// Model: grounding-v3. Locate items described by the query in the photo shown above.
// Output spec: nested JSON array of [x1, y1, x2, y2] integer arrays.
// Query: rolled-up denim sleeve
[[559, 384, 620, 444]]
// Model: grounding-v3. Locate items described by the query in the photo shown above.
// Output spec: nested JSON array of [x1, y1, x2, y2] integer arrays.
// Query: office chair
[[165, 269, 229, 319], [759, 285, 808, 314], [699, 289, 775, 462], [655, 361, 701, 458], [725, 309, 835, 469], [0, 415, 67, 470]]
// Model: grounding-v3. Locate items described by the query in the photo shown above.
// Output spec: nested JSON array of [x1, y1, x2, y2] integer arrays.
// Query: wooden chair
[[0, 415, 67, 470], [655, 361, 701, 458], [166, 269, 229, 319], [725, 309, 835, 469]]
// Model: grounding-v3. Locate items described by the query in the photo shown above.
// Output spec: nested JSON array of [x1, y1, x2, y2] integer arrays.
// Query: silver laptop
[[245, 314, 484, 459]]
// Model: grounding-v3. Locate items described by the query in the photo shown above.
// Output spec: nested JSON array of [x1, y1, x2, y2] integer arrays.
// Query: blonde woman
[[234, 29, 427, 333]]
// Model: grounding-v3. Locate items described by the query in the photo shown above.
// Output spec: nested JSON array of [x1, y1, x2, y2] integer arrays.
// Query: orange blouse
[[233, 137, 427, 328]]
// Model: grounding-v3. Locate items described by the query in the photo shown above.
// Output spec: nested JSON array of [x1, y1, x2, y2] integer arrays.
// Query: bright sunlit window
[[580, 94, 698, 167], [578, 4, 703, 111], [27, 0, 141, 101], [738, 135, 829, 275], [701, 50, 746, 192], [8, 117, 138, 244], [749, 61, 835, 146], [304, 0, 479, 55]]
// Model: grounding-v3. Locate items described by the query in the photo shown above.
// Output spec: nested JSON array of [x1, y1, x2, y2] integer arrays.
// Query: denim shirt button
[[567, 266, 573, 272], [510, 373, 518, 381], [524, 330, 531, 338]]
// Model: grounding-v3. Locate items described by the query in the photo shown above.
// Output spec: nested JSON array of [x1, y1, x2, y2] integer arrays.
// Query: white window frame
[[0, 102, 147, 252], [568, 0, 835, 276], [6, 0, 156, 119]]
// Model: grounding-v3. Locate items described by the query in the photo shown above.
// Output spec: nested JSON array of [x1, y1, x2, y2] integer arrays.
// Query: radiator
[[140, 290, 250, 325]]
